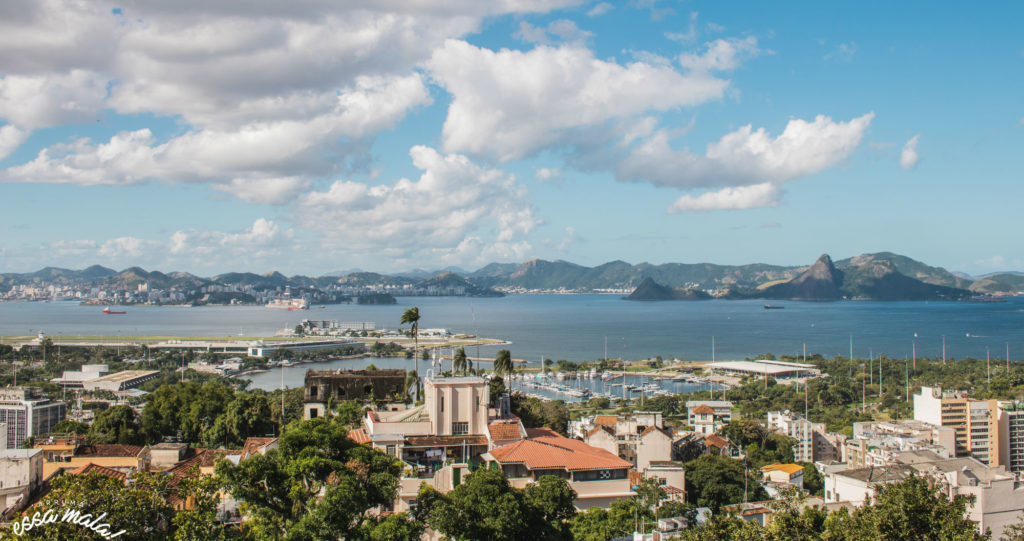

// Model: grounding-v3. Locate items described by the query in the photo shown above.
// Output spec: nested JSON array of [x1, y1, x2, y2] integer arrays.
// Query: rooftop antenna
[[905, 357, 909, 402], [912, 336, 916, 371], [281, 362, 286, 434]]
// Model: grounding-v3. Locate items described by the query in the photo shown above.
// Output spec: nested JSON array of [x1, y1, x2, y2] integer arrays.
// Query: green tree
[[87, 404, 143, 445], [400, 307, 421, 400], [824, 475, 986, 541], [171, 468, 242, 541], [223, 393, 276, 447], [419, 469, 574, 541], [453, 347, 468, 376], [8, 471, 174, 540], [684, 454, 766, 513], [355, 513, 425, 541], [51, 419, 89, 435], [216, 414, 402, 540], [495, 349, 513, 391]]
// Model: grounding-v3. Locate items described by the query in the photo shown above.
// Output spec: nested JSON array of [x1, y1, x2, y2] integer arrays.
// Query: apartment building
[[914, 386, 1001, 464], [998, 401, 1024, 473], [824, 451, 1024, 540], [767, 411, 820, 462], [0, 388, 66, 449], [845, 419, 957, 467]]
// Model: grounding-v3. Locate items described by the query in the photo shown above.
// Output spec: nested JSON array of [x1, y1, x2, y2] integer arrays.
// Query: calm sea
[[3, 295, 1024, 387]]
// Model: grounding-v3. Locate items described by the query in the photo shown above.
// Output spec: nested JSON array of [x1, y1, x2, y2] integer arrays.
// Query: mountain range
[[1, 252, 1020, 299]]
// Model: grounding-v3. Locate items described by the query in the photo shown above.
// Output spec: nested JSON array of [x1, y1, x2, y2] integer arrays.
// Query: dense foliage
[[216, 414, 405, 540], [418, 469, 576, 541]]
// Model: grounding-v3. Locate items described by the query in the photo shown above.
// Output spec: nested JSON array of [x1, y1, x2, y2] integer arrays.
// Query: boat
[[266, 298, 309, 310], [764, 304, 785, 309], [102, 306, 126, 314]]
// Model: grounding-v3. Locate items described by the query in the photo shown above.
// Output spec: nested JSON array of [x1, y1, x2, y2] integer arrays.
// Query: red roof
[[594, 415, 618, 427], [76, 444, 143, 457], [349, 428, 371, 445], [640, 425, 670, 438], [71, 463, 127, 482], [488, 423, 522, 441], [692, 404, 716, 415], [586, 425, 614, 438], [704, 434, 728, 449], [490, 429, 632, 472], [241, 437, 277, 458]]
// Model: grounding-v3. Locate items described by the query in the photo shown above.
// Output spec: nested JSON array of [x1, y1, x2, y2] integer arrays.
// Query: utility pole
[[869, 348, 873, 386], [942, 335, 946, 365], [1007, 342, 1011, 374], [861, 364, 866, 413], [912, 340, 916, 371], [849, 333, 853, 361], [987, 347, 991, 385], [905, 357, 909, 402]]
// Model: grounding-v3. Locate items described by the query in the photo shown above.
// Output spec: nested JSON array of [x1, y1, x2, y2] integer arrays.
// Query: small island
[[625, 277, 711, 301], [357, 292, 397, 305]]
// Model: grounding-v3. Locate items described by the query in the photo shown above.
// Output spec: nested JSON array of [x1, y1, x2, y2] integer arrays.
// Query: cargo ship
[[102, 306, 127, 314], [266, 298, 308, 310]]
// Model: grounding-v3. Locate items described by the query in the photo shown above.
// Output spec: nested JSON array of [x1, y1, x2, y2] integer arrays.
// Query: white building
[[686, 400, 732, 435], [51, 364, 109, 388], [0, 388, 66, 449], [824, 452, 1024, 539], [998, 401, 1024, 473], [767, 411, 821, 463], [0, 448, 43, 517]]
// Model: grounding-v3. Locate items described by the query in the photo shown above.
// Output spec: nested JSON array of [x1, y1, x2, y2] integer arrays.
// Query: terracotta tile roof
[[641, 425, 670, 438], [761, 463, 804, 475], [348, 428, 371, 445], [488, 423, 522, 441], [664, 485, 685, 495], [594, 415, 618, 427], [692, 404, 716, 415], [586, 425, 614, 438], [240, 437, 277, 458], [167, 448, 236, 478], [490, 430, 632, 472], [76, 444, 142, 458], [704, 434, 728, 449], [71, 463, 127, 482]]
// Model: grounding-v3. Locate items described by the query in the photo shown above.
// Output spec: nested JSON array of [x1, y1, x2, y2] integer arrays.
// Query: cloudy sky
[[1, 1, 1021, 276]]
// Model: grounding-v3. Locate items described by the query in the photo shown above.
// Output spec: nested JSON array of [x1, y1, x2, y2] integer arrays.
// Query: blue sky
[[0, 1, 1021, 276]]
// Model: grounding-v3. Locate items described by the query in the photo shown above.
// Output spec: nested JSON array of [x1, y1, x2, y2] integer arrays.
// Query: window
[[309, 408, 318, 418], [310, 386, 318, 398], [440, 397, 444, 412], [453, 422, 469, 435], [386, 445, 396, 457]]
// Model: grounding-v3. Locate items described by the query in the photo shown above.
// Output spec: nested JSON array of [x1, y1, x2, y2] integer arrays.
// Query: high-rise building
[[913, 386, 1001, 463], [998, 401, 1024, 473], [767, 411, 821, 462], [0, 388, 66, 449]]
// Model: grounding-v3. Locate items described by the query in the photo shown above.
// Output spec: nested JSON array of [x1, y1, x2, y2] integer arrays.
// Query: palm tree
[[494, 349, 512, 391], [454, 347, 468, 376], [400, 307, 421, 400]]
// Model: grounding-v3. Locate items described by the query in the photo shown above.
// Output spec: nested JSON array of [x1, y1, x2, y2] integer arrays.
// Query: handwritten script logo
[[12, 507, 126, 538]]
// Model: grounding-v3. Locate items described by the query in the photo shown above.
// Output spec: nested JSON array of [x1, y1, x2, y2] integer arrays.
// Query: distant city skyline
[[1, 2, 1021, 276]]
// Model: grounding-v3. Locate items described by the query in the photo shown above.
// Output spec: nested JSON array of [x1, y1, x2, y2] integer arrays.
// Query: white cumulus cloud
[[618, 112, 874, 189], [900, 134, 920, 170], [668, 183, 781, 212], [293, 146, 537, 265], [679, 36, 760, 72], [428, 39, 730, 161]]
